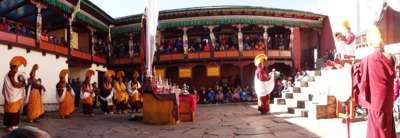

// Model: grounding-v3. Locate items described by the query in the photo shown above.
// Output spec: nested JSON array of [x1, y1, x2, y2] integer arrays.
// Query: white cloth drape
[[145, 0, 159, 77]]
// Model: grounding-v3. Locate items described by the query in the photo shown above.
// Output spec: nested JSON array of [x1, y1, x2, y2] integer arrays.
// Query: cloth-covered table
[[179, 95, 198, 122], [143, 92, 179, 125]]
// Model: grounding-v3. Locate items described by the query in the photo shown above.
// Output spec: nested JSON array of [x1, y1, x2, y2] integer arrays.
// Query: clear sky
[[91, 0, 385, 34]]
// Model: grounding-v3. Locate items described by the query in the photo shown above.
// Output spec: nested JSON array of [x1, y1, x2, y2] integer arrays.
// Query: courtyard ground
[[0, 103, 399, 138]]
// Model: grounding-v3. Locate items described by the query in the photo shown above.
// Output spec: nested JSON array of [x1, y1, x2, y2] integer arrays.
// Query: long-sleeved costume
[[25, 77, 45, 121], [357, 51, 396, 138], [2, 72, 24, 127], [56, 81, 75, 118], [99, 80, 114, 114], [254, 67, 274, 114], [81, 81, 94, 115]]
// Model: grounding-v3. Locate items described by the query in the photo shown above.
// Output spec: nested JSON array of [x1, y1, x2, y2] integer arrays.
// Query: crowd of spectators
[[111, 39, 140, 58], [0, 18, 34, 37], [157, 33, 291, 55]]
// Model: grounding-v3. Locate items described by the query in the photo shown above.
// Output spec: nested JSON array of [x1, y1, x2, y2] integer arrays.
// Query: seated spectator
[[40, 30, 49, 42], [232, 89, 240, 103], [175, 38, 183, 52], [198, 88, 208, 104], [0, 18, 7, 31], [8, 23, 16, 33], [203, 42, 211, 52], [239, 88, 248, 102], [255, 41, 265, 50], [216, 90, 224, 104], [207, 88, 216, 104]]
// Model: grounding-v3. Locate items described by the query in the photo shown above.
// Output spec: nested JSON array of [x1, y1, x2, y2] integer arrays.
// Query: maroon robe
[[358, 51, 396, 138]]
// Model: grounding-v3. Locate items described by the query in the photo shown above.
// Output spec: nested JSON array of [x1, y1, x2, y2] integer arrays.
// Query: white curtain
[[145, 0, 159, 77]]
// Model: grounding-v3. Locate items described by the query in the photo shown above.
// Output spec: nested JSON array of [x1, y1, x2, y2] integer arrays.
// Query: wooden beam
[[0, 0, 28, 17]]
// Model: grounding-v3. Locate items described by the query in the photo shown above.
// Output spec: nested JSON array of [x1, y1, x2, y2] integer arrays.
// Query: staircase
[[273, 70, 337, 119]]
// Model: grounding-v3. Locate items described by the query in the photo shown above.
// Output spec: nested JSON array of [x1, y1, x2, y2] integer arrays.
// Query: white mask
[[65, 75, 69, 82], [90, 76, 95, 84]]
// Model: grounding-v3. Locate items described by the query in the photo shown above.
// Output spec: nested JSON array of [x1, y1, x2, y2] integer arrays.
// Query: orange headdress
[[10, 56, 27, 67], [254, 54, 267, 66], [105, 70, 116, 78], [86, 70, 95, 78], [59, 69, 69, 79], [116, 70, 125, 78]]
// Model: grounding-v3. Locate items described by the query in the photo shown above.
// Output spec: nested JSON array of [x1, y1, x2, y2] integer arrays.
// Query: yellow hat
[[59, 69, 69, 78], [117, 70, 125, 78], [105, 70, 116, 78], [343, 20, 351, 29], [86, 70, 95, 78], [366, 25, 383, 48], [254, 54, 267, 66], [10, 56, 27, 67]]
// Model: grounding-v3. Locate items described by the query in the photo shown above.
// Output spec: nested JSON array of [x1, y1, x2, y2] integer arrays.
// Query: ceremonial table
[[143, 92, 179, 125], [179, 95, 198, 122]]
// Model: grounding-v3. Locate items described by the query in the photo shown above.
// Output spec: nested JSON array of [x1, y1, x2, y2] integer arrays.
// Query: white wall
[[0, 45, 68, 111], [69, 64, 107, 84]]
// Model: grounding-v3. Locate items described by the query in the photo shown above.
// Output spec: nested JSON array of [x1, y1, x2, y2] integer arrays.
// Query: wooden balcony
[[71, 50, 92, 61], [157, 50, 291, 62], [0, 31, 17, 43], [17, 36, 35, 47], [93, 55, 107, 64], [267, 50, 291, 59], [39, 41, 69, 56], [113, 57, 142, 65]]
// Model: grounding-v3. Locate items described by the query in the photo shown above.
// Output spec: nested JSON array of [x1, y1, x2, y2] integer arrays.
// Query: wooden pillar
[[292, 27, 302, 72], [129, 33, 134, 58], [261, 25, 271, 52], [235, 24, 244, 51], [67, 19, 72, 57], [182, 27, 189, 54], [205, 25, 218, 50]]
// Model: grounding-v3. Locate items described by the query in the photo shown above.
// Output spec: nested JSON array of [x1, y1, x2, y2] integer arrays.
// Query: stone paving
[[0, 103, 399, 138]]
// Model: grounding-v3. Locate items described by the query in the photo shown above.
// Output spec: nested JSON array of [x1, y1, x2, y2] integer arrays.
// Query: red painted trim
[[0, 31, 17, 43], [17, 36, 35, 47]]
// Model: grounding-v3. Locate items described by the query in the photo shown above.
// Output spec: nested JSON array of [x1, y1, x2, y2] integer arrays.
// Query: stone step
[[284, 92, 294, 99], [307, 76, 315, 82], [294, 108, 308, 117], [300, 81, 309, 87], [308, 104, 328, 120], [293, 93, 311, 101], [285, 99, 298, 108], [305, 101, 320, 110], [274, 98, 286, 105], [297, 100, 306, 108], [287, 107, 296, 114], [292, 87, 301, 93], [315, 70, 322, 76]]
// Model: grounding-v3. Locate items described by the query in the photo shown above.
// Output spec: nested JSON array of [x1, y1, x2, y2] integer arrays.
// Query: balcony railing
[[0, 30, 107, 65], [158, 50, 291, 61]]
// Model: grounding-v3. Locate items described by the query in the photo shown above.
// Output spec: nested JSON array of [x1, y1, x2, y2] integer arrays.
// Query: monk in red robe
[[254, 54, 275, 114], [358, 25, 396, 138]]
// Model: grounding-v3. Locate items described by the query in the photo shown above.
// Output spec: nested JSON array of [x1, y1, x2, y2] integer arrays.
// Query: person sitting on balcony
[[255, 41, 265, 50], [278, 34, 285, 50], [40, 30, 49, 42], [0, 18, 7, 31], [166, 40, 174, 54], [175, 38, 183, 53], [203, 40, 211, 52], [8, 23, 16, 33]]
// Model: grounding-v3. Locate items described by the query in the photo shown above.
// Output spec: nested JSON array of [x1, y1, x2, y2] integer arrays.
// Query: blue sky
[[91, 0, 385, 34]]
